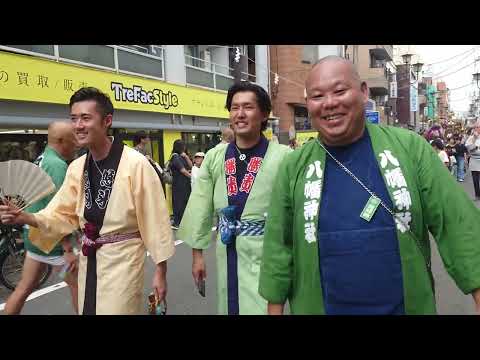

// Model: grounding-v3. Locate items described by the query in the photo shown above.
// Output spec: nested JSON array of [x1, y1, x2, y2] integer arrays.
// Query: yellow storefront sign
[[0, 51, 229, 119], [296, 131, 318, 146]]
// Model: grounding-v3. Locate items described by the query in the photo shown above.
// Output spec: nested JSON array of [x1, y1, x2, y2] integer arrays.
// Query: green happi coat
[[259, 122, 480, 315], [178, 141, 291, 314]]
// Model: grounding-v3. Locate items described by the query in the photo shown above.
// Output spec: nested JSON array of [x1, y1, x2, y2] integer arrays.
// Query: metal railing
[[0, 45, 165, 81], [184, 54, 256, 92]]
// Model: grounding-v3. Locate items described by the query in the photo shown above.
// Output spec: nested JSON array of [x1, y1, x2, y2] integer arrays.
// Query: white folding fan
[[0, 160, 56, 211]]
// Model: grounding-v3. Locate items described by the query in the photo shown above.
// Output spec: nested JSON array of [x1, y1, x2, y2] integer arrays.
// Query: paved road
[[1, 170, 478, 315]]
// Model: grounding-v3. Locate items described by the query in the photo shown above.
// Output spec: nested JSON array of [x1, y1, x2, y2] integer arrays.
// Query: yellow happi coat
[[30, 146, 175, 315]]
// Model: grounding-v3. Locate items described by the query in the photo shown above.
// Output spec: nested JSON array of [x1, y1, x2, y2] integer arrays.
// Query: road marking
[[0, 239, 186, 311], [0, 281, 68, 311]]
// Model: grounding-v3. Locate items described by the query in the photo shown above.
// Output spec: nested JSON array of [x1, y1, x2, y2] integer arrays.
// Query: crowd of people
[[1, 56, 480, 315], [425, 123, 480, 201]]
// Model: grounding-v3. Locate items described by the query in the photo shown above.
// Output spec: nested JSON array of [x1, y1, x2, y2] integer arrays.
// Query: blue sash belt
[[218, 206, 265, 245]]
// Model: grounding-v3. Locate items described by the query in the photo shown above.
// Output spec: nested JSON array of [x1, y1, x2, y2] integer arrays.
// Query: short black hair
[[69, 87, 114, 119], [133, 131, 148, 146], [225, 82, 272, 132], [431, 138, 444, 150]]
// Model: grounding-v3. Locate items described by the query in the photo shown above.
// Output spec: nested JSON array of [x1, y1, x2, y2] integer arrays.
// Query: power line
[[427, 50, 476, 78], [424, 46, 479, 66]]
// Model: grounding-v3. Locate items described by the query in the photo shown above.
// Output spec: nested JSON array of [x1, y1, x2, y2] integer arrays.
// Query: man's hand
[[152, 261, 167, 303], [472, 288, 480, 314], [268, 303, 285, 315], [0, 205, 36, 226], [192, 249, 206, 286]]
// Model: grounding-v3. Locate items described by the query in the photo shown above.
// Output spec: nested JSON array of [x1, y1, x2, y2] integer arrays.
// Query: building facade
[[345, 45, 395, 125], [0, 44, 270, 213], [0, 45, 271, 162], [269, 45, 344, 145]]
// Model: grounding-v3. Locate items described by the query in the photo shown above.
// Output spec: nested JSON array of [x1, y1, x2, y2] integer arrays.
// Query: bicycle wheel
[[0, 248, 52, 291]]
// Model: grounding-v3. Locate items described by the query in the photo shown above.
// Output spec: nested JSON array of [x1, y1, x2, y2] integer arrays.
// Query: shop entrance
[[115, 129, 165, 166]]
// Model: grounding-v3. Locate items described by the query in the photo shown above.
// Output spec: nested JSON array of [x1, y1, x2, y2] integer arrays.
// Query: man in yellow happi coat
[[0, 87, 175, 315]]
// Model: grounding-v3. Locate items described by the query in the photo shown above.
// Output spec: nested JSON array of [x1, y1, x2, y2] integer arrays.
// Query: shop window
[[294, 106, 310, 130], [182, 132, 221, 156], [59, 45, 115, 68], [302, 45, 318, 64]]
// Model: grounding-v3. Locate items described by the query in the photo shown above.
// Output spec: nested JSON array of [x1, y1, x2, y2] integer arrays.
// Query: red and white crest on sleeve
[[247, 157, 263, 174], [227, 175, 238, 196], [240, 173, 256, 194], [225, 158, 236, 175]]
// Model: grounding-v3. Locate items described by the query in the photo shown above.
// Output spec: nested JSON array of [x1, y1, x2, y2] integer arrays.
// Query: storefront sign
[[0, 51, 229, 119], [366, 110, 380, 124], [296, 131, 318, 146]]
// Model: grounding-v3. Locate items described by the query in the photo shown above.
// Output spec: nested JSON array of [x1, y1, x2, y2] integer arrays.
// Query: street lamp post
[[401, 53, 423, 131]]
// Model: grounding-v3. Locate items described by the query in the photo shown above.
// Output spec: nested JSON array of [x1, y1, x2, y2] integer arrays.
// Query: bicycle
[[0, 224, 52, 291]]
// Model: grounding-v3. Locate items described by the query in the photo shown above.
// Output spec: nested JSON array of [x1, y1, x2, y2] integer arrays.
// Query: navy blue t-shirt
[[318, 130, 405, 315]]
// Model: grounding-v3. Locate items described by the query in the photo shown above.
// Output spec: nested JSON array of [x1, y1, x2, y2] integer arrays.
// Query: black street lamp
[[402, 53, 424, 130]]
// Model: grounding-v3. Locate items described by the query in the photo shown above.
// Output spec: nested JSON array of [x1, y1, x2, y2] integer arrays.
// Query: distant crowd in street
[[422, 122, 480, 201]]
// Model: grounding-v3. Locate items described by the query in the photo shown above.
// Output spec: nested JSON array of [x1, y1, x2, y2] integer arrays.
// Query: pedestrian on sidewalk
[[259, 56, 480, 315], [170, 140, 192, 229], [465, 123, 480, 200], [191, 152, 205, 190], [455, 135, 468, 182], [133, 130, 150, 156], [445, 137, 457, 176], [178, 82, 291, 315], [0, 87, 175, 315], [4, 121, 79, 315], [432, 139, 450, 168]]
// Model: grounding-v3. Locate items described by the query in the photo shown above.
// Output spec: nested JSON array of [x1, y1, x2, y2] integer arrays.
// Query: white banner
[[410, 83, 418, 112], [390, 81, 397, 98]]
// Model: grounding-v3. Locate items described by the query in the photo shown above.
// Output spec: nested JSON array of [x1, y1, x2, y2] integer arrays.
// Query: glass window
[[117, 49, 163, 78], [294, 106, 310, 130], [302, 45, 317, 64], [215, 74, 234, 91], [185, 45, 204, 68], [182, 132, 221, 156], [186, 67, 214, 88], [59, 45, 115, 68], [5, 45, 54, 56]]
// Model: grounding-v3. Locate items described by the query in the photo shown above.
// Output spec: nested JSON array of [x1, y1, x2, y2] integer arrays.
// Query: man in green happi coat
[[259, 56, 480, 315], [178, 82, 291, 314]]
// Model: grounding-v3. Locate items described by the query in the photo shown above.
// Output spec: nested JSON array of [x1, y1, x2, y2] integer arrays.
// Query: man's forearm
[[22, 212, 38, 228], [268, 303, 285, 315], [472, 288, 480, 312], [193, 248, 203, 259], [156, 260, 167, 276]]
